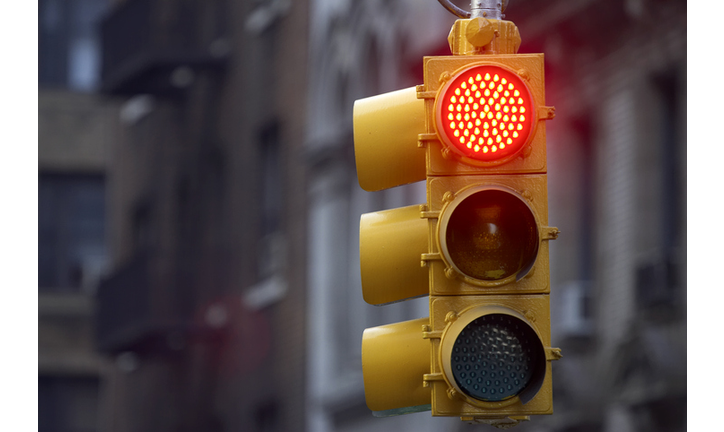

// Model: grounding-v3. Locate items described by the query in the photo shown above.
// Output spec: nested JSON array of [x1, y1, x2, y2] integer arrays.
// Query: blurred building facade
[[78, 1, 686, 432], [39, 1, 117, 432], [95, 0, 309, 431]]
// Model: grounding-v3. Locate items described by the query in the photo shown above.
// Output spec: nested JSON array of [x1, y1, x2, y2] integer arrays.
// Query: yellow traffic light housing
[[355, 5, 561, 427]]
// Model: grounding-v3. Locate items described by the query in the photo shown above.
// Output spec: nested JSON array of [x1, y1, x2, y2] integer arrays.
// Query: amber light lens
[[437, 65, 534, 162], [445, 190, 538, 281]]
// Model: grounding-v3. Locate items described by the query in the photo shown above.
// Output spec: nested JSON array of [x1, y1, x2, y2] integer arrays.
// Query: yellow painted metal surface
[[353, 87, 426, 192], [360, 205, 429, 305], [362, 317, 432, 414]]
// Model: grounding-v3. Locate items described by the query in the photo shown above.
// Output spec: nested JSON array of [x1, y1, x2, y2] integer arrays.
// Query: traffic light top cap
[[448, 18, 521, 55]]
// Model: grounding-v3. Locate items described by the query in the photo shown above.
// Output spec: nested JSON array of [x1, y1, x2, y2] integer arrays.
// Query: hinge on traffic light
[[421, 252, 443, 268], [542, 227, 560, 240], [417, 132, 439, 149], [421, 324, 442, 339], [419, 208, 440, 219], [422, 373, 445, 388], [537, 106, 556, 120], [416, 84, 436, 100], [545, 347, 563, 361]]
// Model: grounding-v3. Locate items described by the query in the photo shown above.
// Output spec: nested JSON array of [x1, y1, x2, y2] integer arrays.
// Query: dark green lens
[[450, 314, 542, 402]]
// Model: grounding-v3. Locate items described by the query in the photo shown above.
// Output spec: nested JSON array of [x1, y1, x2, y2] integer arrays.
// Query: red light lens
[[437, 65, 534, 162]]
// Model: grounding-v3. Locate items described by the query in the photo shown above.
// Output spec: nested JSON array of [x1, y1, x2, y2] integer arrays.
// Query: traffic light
[[355, 10, 560, 428]]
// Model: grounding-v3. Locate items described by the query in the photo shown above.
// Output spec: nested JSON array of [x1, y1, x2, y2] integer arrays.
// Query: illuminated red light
[[436, 65, 534, 162]]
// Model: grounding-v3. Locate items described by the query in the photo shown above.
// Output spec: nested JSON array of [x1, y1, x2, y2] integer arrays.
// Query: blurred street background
[[37, 1, 686, 431]]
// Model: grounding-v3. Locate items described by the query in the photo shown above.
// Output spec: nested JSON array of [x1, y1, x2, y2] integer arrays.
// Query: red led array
[[437, 65, 534, 162]]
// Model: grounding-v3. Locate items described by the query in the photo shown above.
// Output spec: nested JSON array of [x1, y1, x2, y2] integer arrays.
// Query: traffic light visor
[[362, 318, 432, 416], [439, 187, 539, 283], [353, 87, 426, 191], [436, 65, 534, 163], [360, 205, 429, 305]]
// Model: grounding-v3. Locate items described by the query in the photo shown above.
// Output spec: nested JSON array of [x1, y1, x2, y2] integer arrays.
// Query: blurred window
[[38, 173, 107, 292], [39, 375, 100, 432], [653, 70, 682, 251], [259, 122, 282, 238], [634, 68, 684, 312], [256, 121, 284, 279], [574, 116, 594, 281], [131, 199, 155, 254], [39, 0, 109, 91]]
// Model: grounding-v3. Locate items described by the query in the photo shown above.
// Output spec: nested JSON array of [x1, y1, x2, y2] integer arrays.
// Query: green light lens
[[450, 314, 542, 402]]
